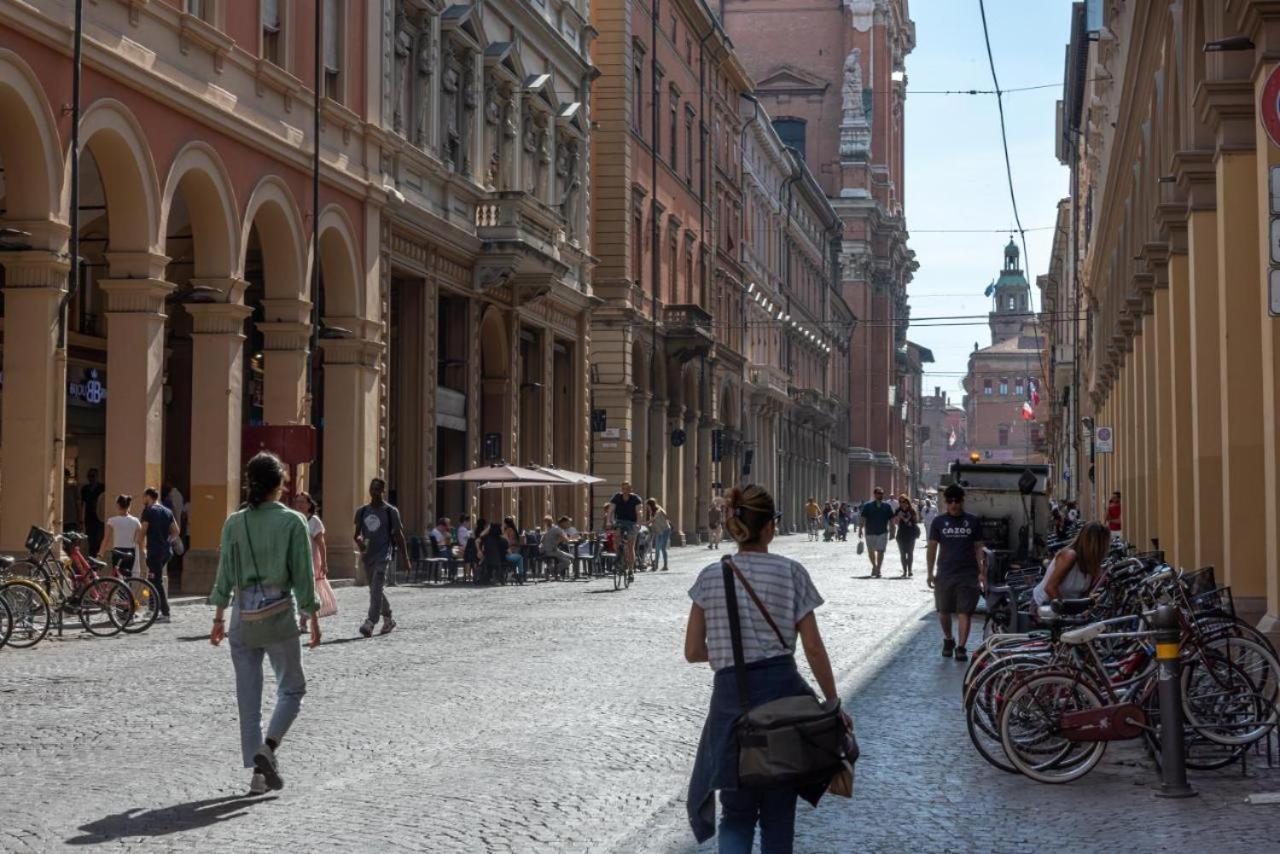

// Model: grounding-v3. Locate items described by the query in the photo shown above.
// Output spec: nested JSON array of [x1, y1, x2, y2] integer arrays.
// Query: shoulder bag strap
[[721, 557, 750, 712], [725, 556, 787, 648], [241, 510, 265, 588]]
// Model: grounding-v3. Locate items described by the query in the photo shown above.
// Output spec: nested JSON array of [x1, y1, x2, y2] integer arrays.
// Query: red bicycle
[[20, 528, 134, 637]]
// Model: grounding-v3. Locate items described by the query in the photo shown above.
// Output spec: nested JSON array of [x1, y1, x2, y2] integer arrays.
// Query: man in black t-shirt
[[926, 484, 986, 661], [858, 487, 896, 578], [606, 481, 644, 572]]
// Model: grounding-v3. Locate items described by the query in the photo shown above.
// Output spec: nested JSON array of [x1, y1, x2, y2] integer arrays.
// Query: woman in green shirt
[[209, 452, 320, 795]]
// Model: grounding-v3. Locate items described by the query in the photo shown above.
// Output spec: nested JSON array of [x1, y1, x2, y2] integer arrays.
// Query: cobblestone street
[[3, 537, 1277, 853]]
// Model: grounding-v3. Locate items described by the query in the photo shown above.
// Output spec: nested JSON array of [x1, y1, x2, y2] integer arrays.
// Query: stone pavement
[[2, 535, 1276, 853]]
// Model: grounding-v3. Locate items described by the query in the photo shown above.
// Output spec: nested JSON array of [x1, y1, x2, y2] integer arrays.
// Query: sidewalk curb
[[169, 577, 356, 608]]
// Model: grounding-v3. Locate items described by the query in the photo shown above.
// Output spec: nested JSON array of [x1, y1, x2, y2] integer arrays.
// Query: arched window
[[773, 118, 806, 161]]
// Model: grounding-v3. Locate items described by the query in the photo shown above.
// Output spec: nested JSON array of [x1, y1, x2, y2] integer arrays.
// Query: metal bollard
[[1154, 604, 1197, 798]]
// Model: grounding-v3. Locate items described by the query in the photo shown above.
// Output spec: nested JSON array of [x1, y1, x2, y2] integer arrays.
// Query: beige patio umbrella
[[436, 463, 568, 484]]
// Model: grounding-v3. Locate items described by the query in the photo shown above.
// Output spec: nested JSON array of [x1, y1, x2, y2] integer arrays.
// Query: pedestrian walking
[[209, 451, 320, 795], [1107, 491, 1122, 537], [293, 492, 337, 629], [926, 484, 986, 661], [100, 493, 141, 576], [353, 478, 407, 638], [707, 500, 723, 550], [646, 498, 672, 571], [894, 494, 921, 578], [857, 487, 896, 578], [138, 487, 179, 623], [80, 468, 106, 556], [920, 498, 937, 532], [684, 484, 849, 851], [836, 503, 851, 542], [804, 497, 822, 541]]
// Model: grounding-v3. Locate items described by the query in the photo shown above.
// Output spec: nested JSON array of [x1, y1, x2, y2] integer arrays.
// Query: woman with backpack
[[209, 452, 320, 795], [684, 484, 850, 852], [894, 494, 921, 578]]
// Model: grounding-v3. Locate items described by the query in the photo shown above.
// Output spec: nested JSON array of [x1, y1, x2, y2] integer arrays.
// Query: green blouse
[[209, 501, 318, 614]]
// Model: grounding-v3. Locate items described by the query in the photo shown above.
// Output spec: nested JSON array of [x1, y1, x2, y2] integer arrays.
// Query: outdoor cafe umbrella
[[476, 466, 603, 488], [436, 463, 568, 484]]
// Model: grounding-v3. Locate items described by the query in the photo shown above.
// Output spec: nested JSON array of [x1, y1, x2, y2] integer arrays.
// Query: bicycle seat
[[63, 531, 87, 545], [1060, 622, 1107, 646], [1050, 598, 1094, 616], [87, 556, 109, 571]]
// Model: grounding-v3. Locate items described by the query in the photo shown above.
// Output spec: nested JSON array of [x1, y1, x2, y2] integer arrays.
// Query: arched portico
[[0, 49, 68, 551], [478, 305, 514, 522]]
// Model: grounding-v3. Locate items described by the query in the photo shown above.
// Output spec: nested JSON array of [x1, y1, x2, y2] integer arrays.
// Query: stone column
[[1256, 69, 1280, 631], [1164, 220, 1194, 569], [1215, 149, 1267, 605], [667, 404, 685, 543], [0, 251, 68, 551], [698, 416, 713, 536], [1151, 283, 1176, 563], [258, 298, 312, 426], [183, 302, 252, 593], [320, 336, 381, 582], [540, 327, 555, 520], [681, 410, 699, 542], [648, 399, 668, 510], [632, 390, 650, 498], [1187, 209, 1223, 572], [100, 263, 174, 503]]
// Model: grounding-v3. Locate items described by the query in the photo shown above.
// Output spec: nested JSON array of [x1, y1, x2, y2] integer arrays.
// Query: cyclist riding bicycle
[[606, 482, 645, 573], [804, 497, 822, 541]]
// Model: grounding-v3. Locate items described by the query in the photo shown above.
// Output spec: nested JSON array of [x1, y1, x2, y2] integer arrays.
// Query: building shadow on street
[[65, 794, 277, 845]]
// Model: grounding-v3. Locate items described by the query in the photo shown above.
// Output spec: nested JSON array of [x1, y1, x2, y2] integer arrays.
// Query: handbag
[[234, 510, 298, 648], [721, 556, 857, 791]]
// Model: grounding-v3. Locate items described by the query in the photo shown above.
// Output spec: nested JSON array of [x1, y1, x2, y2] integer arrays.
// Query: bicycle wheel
[[965, 655, 1045, 774], [1141, 678, 1246, 770], [0, 595, 12, 649], [120, 577, 160, 634], [78, 577, 132, 637], [1181, 649, 1277, 746], [999, 672, 1107, 783], [0, 578, 52, 648]]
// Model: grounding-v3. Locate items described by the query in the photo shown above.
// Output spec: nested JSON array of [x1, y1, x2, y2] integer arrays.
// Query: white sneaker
[[249, 772, 268, 795]]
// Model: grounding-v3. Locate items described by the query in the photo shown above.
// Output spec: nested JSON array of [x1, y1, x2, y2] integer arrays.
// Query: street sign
[[1263, 64, 1280, 148], [590, 408, 607, 433], [482, 432, 502, 462], [1270, 167, 1280, 214], [1271, 269, 1280, 317], [1270, 218, 1280, 264], [671, 428, 686, 448], [1095, 425, 1114, 454]]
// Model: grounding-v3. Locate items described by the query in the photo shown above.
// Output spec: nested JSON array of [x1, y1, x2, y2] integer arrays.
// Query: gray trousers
[[364, 560, 393, 624]]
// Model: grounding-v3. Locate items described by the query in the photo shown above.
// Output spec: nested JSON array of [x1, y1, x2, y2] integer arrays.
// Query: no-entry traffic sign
[[1262, 65, 1280, 148]]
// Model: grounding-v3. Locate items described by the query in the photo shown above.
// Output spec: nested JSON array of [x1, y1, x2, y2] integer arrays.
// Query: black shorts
[[934, 575, 981, 615]]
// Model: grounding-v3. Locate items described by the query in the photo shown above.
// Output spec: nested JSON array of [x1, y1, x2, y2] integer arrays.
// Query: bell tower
[[989, 238, 1030, 345]]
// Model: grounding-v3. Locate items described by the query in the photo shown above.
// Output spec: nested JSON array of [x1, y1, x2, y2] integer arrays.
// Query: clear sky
[[903, 0, 1073, 403]]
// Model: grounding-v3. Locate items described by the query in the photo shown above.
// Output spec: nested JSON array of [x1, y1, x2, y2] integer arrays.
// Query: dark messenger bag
[[721, 556, 856, 790]]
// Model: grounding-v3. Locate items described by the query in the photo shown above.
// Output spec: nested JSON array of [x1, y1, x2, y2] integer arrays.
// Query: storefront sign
[[67, 367, 107, 407], [1095, 425, 1114, 454]]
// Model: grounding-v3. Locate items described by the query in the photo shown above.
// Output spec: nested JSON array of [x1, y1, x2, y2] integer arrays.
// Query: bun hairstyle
[[116, 494, 132, 510], [245, 451, 286, 507], [723, 485, 776, 545]]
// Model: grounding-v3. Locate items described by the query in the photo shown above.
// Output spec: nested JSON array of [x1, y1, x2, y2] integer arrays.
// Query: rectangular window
[[632, 200, 643, 283], [323, 0, 342, 101], [998, 378, 1008, 396], [185, 0, 209, 20], [669, 93, 678, 166], [654, 70, 664, 152], [632, 47, 645, 134], [261, 0, 282, 65], [998, 425, 1010, 447], [1014, 378, 1024, 396], [684, 108, 694, 183], [670, 233, 679, 303], [983, 379, 993, 396]]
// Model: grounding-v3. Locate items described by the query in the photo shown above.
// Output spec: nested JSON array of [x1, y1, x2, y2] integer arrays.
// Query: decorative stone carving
[[558, 140, 582, 241], [413, 23, 435, 147], [441, 42, 461, 169], [392, 5, 413, 134], [840, 48, 871, 158], [484, 81, 502, 189], [460, 51, 477, 176]]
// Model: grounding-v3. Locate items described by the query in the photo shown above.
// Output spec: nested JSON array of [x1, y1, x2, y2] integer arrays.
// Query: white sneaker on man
[[249, 772, 269, 795]]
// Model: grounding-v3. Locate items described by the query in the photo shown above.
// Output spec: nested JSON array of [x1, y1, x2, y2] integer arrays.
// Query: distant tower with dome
[[989, 238, 1032, 346]]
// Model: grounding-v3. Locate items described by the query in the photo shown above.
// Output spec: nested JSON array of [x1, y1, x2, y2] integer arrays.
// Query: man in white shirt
[[456, 515, 472, 550], [429, 517, 453, 554]]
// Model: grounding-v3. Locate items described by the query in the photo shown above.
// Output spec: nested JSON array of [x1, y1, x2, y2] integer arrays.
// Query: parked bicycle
[[0, 553, 53, 648], [14, 527, 134, 637]]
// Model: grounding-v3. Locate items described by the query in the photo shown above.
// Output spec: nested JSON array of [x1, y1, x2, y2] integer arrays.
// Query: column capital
[[258, 321, 312, 351], [105, 250, 169, 280], [99, 278, 175, 313], [260, 297, 314, 325], [0, 250, 69, 289], [319, 335, 382, 368], [1172, 150, 1217, 211], [1154, 204, 1188, 254], [1194, 79, 1256, 153], [189, 277, 249, 303], [187, 302, 252, 335]]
